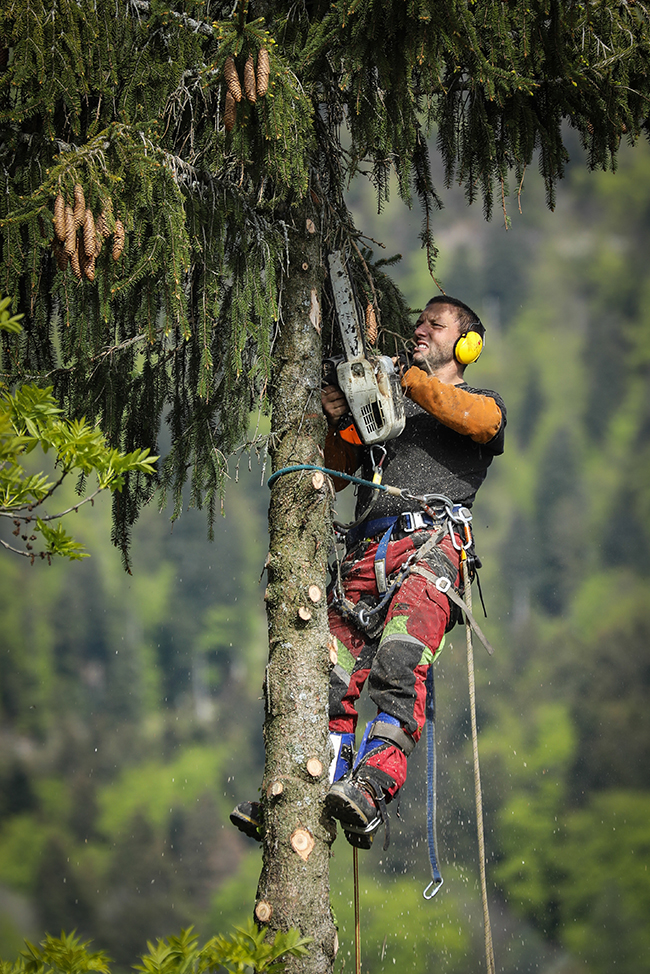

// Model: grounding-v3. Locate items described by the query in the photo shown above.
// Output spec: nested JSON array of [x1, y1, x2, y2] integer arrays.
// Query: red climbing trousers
[[328, 528, 461, 798]]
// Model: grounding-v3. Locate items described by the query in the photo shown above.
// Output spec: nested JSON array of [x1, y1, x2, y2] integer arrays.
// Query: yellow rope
[[462, 553, 496, 974]]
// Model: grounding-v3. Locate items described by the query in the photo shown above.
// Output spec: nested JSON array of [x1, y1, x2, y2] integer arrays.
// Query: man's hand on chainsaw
[[322, 384, 349, 426]]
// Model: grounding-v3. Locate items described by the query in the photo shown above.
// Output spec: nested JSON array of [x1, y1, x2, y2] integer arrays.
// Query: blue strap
[[345, 515, 398, 550], [424, 665, 443, 899]]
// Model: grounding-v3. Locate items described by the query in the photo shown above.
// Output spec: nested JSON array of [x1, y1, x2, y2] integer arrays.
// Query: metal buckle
[[400, 511, 431, 533], [435, 576, 451, 593], [401, 512, 415, 532]]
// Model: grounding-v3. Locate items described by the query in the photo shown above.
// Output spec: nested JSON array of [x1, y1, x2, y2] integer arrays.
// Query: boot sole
[[325, 782, 375, 830]]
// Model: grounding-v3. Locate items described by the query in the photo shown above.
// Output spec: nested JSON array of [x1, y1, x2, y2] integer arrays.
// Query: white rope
[[462, 554, 496, 974]]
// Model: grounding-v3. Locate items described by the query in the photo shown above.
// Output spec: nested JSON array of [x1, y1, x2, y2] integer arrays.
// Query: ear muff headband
[[454, 330, 483, 365]]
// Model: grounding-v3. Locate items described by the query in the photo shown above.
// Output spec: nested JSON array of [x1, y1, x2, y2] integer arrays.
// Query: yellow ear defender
[[454, 330, 483, 365]]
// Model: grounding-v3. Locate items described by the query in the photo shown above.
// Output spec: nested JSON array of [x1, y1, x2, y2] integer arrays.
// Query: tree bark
[[257, 199, 338, 973]]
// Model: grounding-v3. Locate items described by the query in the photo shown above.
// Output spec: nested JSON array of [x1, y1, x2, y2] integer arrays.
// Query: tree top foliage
[[1, 0, 649, 555]]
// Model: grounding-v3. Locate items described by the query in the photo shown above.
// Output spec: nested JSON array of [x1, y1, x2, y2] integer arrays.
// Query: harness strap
[[368, 719, 416, 756], [374, 523, 395, 594], [410, 563, 495, 656]]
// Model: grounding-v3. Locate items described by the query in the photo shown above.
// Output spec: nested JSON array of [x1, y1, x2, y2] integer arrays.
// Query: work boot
[[326, 712, 415, 850], [230, 800, 261, 841], [325, 775, 382, 849]]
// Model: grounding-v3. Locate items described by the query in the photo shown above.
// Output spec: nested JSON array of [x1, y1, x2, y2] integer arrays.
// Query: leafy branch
[[0, 298, 157, 562]]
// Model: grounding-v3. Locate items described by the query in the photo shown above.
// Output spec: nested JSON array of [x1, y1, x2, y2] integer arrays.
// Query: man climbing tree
[[2, 2, 650, 972], [322, 296, 505, 848]]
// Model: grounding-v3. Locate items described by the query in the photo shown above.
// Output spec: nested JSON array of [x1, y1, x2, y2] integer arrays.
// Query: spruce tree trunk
[[257, 201, 338, 974]]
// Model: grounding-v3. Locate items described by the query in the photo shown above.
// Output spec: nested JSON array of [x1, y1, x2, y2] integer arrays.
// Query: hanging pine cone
[[64, 205, 76, 257], [73, 184, 85, 229], [112, 219, 125, 261], [83, 251, 96, 282], [53, 193, 66, 242], [224, 89, 237, 132], [244, 53, 256, 103], [52, 238, 69, 271], [97, 210, 111, 239], [83, 209, 96, 260], [70, 242, 82, 279], [224, 55, 242, 102], [257, 48, 270, 97], [365, 302, 378, 345]]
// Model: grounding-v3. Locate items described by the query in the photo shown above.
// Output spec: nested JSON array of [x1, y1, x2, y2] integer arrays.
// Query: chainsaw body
[[327, 252, 406, 446]]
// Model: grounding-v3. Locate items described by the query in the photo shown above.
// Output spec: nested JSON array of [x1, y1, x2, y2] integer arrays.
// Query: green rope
[[267, 464, 402, 495]]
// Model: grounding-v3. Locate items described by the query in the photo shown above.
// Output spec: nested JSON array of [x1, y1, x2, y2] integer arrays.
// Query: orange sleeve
[[324, 427, 362, 491], [401, 366, 502, 444]]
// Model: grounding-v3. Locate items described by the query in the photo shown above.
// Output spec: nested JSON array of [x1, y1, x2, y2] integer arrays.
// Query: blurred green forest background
[[2, 131, 650, 974]]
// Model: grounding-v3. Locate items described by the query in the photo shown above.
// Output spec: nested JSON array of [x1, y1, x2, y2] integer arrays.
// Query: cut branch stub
[[311, 471, 325, 490], [290, 828, 315, 861], [298, 606, 312, 621], [327, 636, 338, 664], [267, 780, 284, 798], [306, 757, 323, 778], [255, 900, 273, 923], [308, 584, 322, 604]]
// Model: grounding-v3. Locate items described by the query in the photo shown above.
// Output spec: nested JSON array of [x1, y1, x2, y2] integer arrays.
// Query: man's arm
[[322, 384, 361, 489], [401, 366, 503, 444]]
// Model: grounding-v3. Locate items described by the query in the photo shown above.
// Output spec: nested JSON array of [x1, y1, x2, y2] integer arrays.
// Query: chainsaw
[[324, 252, 405, 447]]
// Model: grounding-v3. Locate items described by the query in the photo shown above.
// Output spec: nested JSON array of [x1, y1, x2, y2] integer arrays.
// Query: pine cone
[[83, 209, 96, 260], [52, 238, 69, 271], [83, 253, 96, 282], [112, 219, 125, 261], [257, 48, 270, 97], [224, 55, 242, 102], [70, 242, 82, 279], [64, 205, 77, 257], [96, 210, 109, 239], [224, 89, 237, 132], [73, 183, 85, 229], [244, 53, 256, 104], [54, 193, 66, 242], [365, 302, 378, 345]]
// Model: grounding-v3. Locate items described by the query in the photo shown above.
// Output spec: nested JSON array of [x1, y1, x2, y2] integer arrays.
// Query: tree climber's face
[[412, 303, 462, 372]]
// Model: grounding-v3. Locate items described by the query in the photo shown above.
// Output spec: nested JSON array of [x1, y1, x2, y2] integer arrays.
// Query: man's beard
[[413, 345, 452, 372]]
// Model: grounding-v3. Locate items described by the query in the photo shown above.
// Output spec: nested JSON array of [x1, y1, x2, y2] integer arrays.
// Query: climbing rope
[[353, 846, 361, 974], [462, 552, 496, 974], [423, 665, 444, 899], [267, 463, 403, 496]]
